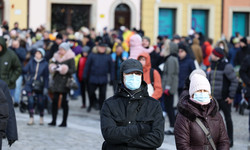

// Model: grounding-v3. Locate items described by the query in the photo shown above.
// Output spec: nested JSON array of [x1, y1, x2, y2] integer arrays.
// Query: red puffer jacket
[[174, 90, 230, 150]]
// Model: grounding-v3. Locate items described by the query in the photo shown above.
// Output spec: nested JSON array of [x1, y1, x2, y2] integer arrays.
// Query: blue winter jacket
[[178, 55, 195, 89], [83, 53, 114, 84], [23, 58, 49, 92]]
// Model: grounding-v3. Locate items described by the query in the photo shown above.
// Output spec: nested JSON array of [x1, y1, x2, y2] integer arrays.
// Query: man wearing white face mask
[[174, 70, 229, 150], [100, 59, 164, 150]]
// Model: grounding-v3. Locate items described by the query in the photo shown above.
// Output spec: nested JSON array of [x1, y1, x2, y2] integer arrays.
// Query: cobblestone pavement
[[2, 86, 250, 150]]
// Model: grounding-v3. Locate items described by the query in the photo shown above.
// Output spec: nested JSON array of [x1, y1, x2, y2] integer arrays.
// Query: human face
[[58, 47, 67, 56], [142, 39, 150, 48], [98, 46, 106, 53], [0, 45, 2, 52], [116, 46, 123, 56], [123, 71, 142, 90], [55, 39, 63, 45], [192, 89, 211, 98], [35, 51, 42, 60], [138, 56, 146, 67], [178, 49, 187, 60], [211, 53, 219, 61]]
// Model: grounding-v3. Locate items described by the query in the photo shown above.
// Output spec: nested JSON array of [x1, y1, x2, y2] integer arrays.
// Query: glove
[[56, 65, 62, 72], [51, 65, 57, 71], [164, 89, 170, 96], [137, 123, 151, 134], [8, 140, 16, 147], [43, 88, 48, 95]]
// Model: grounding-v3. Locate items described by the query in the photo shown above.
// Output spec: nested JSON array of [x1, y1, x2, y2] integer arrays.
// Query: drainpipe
[[27, 0, 30, 29], [140, 0, 142, 29], [221, 0, 224, 38]]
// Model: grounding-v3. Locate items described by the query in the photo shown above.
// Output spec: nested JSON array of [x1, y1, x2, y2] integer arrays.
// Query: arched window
[[115, 3, 131, 30]]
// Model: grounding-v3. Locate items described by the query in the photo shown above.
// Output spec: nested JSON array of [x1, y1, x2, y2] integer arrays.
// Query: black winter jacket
[[208, 59, 238, 100], [100, 82, 164, 150], [0, 80, 18, 144], [239, 55, 250, 98], [0, 88, 8, 138]]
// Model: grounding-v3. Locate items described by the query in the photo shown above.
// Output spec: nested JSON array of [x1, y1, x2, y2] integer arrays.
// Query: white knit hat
[[189, 74, 211, 97]]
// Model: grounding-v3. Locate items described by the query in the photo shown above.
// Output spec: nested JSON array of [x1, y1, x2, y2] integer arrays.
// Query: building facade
[[28, 0, 141, 32], [223, 0, 250, 38], [142, 0, 222, 44]]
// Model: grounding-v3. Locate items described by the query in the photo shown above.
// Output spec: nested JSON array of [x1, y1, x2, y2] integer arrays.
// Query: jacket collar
[[116, 81, 149, 100], [178, 90, 218, 121]]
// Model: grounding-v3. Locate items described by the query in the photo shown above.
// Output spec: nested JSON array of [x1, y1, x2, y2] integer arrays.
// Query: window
[[0, 0, 4, 24], [158, 8, 176, 39], [232, 12, 249, 37], [192, 10, 208, 37]]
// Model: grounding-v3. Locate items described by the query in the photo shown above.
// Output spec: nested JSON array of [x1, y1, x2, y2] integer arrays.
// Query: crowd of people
[[0, 20, 250, 149]]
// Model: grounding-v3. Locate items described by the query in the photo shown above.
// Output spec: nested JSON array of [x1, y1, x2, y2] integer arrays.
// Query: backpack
[[202, 44, 207, 59], [150, 68, 154, 87]]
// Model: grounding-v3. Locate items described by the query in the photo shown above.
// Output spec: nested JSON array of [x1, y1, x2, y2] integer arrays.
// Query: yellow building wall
[[9, 0, 28, 30], [142, 0, 222, 44]]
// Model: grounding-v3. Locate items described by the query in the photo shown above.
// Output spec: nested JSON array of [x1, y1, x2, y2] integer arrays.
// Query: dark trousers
[[88, 83, 107, 110], [164, 94, 175, 127], [218, 99, 233, 142], [51, 92, 68, 125], [28, 92, 44, 117], [80, 81, 88, 107]]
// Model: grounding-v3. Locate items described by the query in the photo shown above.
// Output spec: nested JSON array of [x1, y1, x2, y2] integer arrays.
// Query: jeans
[[14, 75, 23, 103], [72, 73, 81, 98], [9, 89, 15, 101], [28, 92, 44, 117]]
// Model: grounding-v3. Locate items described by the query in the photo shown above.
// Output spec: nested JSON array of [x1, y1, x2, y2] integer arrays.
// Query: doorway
[[114, 4, 131, 30], [51, 4, 90, 31]]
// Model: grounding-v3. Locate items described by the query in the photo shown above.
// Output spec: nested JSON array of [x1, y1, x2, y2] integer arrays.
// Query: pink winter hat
[[189, 74, 211, 97]]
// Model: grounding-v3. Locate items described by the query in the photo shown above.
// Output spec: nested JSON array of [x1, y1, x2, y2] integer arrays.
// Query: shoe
[[87, 106, 91, 112], [48, 122, 56, 126], [27, 118, 34, 125], [230, 140, 233, 147], [39, 117, 44, 125], [58, 123, 67, 127], [81, 104, 86, 109], [164, 130, 174, 135], [14, 102, 19, 107]]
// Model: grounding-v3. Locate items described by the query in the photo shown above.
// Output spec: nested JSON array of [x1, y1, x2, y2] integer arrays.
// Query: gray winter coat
[[208, 59, 238, 100], [161, 42, 179, 94]]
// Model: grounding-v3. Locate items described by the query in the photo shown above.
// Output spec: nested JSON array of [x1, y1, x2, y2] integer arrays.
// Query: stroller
[[19, 89, 52, 114], [239, 88, 249, 115]]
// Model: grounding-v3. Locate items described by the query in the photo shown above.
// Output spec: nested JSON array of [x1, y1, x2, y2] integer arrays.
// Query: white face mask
[[193, 92, 211, 105], [124, 74, 141, 90]]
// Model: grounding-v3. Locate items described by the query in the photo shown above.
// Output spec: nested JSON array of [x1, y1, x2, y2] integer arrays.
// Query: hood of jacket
[[178, 90, 218, 121], [129, 34, 142, 47], [137, 52, 151, 72], [0, 37, 7, 56], [192, 38, 200, 45], [53, 49, 75, 63], [203, 41, 211, 47], [169, 42, 179, 55]]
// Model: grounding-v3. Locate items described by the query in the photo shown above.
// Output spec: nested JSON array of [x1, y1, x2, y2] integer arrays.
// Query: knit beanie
[[212, 47, 224, 58], [178, 42, 188, 53], [36, 48, 45, 57], [189, 74, 211, 97], [59, 42, 70, 51], [189, 69, 206, 80]]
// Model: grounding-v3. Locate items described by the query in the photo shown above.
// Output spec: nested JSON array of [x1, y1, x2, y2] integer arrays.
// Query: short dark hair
[[208, 38, 213, 45]]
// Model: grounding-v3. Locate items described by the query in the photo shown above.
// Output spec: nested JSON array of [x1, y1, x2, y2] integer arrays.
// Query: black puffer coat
[[49, 50, 75, 93], [239, 55, 250, 98], [0, 80, 18, 145], [0, 87, 8, 138], [174, 90, 229, 150], [100, 82, 164, 150]]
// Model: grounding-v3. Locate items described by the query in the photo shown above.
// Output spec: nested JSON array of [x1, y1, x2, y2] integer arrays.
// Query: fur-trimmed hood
[[177, 90, 218, 122], [53, 49, 75, 63]]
